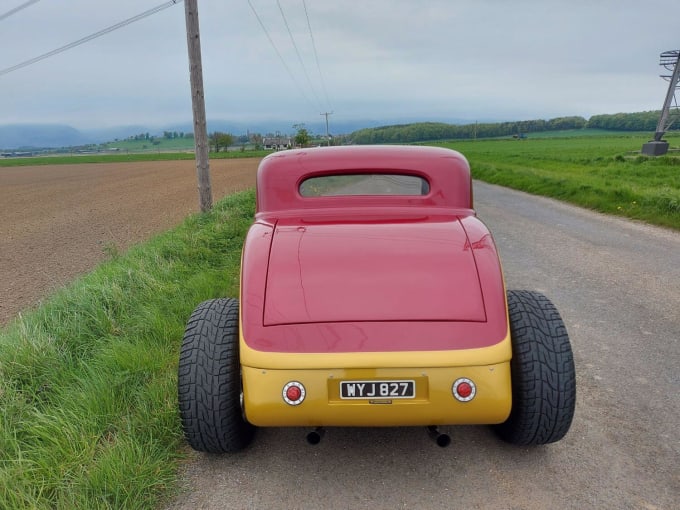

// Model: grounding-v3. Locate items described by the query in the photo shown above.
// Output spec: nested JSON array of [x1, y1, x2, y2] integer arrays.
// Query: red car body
[[241, 145, 507, 355]]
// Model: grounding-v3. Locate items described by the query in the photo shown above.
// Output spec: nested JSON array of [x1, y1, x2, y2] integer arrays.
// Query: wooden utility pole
[[184, 0, 212, 212], [320, 111, 333, 146]]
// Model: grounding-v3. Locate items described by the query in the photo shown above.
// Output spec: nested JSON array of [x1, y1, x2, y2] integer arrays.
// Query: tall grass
[[0, 190, 255, 509], [437, 133, 680, 230]]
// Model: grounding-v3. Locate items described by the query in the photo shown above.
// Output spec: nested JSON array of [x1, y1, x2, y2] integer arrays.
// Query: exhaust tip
[[435, 433, 451, 448], [306, 427, 325, 445], [427, 426, 451, 448]]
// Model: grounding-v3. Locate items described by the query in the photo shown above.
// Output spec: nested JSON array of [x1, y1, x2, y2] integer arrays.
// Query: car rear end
[[239, 209, 513, 428], [179, 146, 575, 453]]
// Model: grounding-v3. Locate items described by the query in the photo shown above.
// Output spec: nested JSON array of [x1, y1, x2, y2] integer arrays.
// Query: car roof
[[255, 145, 473, 215]]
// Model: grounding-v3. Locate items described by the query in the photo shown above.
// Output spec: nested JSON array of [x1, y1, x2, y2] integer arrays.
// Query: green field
[[1, 132, 680, 508], [435, 132, 680, 229], [102, 137, 196, 152]]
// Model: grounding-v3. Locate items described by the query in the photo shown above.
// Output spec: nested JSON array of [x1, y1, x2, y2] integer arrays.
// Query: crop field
[[1, 133, 679, 508], [0, 149, 268, 167], [0, 158, 259, 324]]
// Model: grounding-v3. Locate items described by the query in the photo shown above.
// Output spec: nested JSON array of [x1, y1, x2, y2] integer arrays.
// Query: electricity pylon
[[642, 50, 680, 156]]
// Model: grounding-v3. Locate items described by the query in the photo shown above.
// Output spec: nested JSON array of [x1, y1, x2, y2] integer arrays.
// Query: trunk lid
[[263, 219, 486, 325]]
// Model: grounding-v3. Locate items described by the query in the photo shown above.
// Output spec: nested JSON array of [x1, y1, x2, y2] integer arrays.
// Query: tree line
[[348, 111, 677, 144], [125, 131, 194, 142], [586, 111, 670, 131]]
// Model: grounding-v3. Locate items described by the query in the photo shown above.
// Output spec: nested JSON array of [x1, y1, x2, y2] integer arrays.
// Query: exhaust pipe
[[306, 427, 326, 445], [427, 426, 451, 448]]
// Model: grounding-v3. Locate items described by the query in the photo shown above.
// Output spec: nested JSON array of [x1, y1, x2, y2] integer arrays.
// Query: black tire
[[178, 298, 255, 453], [493, 290, 576, 445]]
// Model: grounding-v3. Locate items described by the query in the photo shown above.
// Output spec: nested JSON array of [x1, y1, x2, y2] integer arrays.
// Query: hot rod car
[[178, 145, 576, 452]]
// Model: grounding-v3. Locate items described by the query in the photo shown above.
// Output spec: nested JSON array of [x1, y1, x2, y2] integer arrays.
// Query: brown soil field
[[0, 158, 259, 325]]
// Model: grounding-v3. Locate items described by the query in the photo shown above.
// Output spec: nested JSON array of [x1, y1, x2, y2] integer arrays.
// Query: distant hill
[[0, 124, 93, 149], [0, 117, 476, 150]]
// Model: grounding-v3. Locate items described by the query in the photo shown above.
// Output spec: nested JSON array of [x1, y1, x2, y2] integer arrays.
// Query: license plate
[[340, 380, 415, 399]]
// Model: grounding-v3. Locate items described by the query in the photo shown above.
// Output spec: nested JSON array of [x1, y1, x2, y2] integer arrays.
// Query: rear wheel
[[494, 290, 576, 445], [178, 298, 254, 453]]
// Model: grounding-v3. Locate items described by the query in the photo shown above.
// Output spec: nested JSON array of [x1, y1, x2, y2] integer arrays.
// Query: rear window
[[299, 174, 429, 197]]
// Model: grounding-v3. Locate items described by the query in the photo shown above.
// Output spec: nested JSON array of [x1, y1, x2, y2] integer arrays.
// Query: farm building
[[262, 136, 292, 150]]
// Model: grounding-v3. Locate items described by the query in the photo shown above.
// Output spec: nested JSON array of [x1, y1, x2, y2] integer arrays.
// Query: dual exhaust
[[305, 426, 450, 447]]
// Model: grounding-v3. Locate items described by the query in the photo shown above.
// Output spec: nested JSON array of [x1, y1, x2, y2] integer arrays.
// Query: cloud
[[0, 0, 678, 131]]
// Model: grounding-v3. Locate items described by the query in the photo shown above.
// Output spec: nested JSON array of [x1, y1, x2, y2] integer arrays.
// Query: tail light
[[282, 381, 306, 406], [452, 378, 476, 402]]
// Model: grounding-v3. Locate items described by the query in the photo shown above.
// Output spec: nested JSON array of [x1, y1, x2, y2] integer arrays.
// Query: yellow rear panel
[[242, 362, 512, 427]]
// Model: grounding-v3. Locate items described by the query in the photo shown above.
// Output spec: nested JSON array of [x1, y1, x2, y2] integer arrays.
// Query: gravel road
[[167, 181, 679, 510]]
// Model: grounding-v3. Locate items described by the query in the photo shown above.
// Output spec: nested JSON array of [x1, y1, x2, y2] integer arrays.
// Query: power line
[[0, 0, 40, 22], [0, 0, 183, 78], [276, 0, 321, 109], [303, 0, 331, 110], [246, 0, 317, 111]]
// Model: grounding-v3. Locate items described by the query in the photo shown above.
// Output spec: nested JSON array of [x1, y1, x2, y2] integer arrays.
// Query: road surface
[[167, 181, 679, 509]]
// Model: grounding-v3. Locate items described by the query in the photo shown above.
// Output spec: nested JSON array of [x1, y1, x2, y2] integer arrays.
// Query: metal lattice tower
[[642, 50, 680, 155], [654, 50, 680, 139]]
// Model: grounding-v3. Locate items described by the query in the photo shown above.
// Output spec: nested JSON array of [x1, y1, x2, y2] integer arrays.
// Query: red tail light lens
[[286, 386, 301, 401], [452, 378, 476, 402], [282, 381, 306, 406]]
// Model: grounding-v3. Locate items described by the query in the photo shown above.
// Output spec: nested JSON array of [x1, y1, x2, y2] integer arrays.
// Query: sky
[[0, 0, 679, 133]]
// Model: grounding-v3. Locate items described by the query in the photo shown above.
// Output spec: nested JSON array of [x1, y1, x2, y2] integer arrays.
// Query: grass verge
[[436, 134, 680, 230], [0, 190, 255, 509]]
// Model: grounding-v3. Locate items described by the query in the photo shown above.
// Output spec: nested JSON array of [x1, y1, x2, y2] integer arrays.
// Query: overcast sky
[[0, 0, 678, 132]]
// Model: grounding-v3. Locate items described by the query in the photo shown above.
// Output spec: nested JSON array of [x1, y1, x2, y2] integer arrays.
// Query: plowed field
[[0, 158, 259, 324]]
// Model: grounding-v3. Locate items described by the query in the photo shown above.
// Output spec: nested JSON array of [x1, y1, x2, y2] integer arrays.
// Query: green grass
[[102, 138, 196, 152], [0, 190, 255, 509], [517, 128, 644, 139], [435, 133, 680, 230], [0, 150, 270, 167]]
